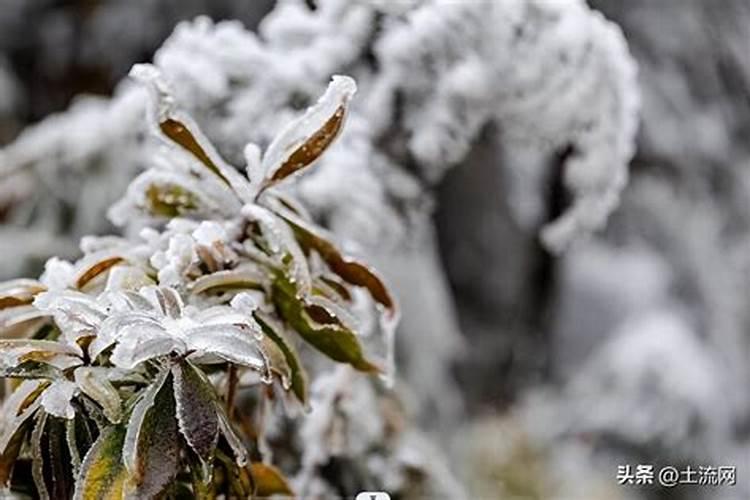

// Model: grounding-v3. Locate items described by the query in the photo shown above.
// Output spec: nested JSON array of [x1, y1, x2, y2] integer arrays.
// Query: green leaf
[[272, 272, 379, 373], [250, 462, 295, 497], [254, 312, 308, 406], [145, 182, 201, 218], [172, 362, 218, 463], [275, 206, 398, 318], [122, 371, 179, 499], [73, 425, 128, 500]]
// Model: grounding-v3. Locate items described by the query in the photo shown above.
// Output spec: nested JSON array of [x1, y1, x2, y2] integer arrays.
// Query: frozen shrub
[[0, 65, 401, 498]]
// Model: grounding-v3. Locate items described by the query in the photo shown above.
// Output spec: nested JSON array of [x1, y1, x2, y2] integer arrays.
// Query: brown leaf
[[250, 462, 295, 497], [269, 106, 345, 184], [0, 279, 47, 310], [160, 119, 231, 186], [259, 75, 356, 193], [76, 257, 125, 290], [277, 208, 397, 318]]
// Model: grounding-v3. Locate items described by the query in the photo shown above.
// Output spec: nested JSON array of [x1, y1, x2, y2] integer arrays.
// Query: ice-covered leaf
[[146, 181, 200, 218], [129, 63, 254, 202], [216, 404, 249, 467], [186, 324, 265, 371], [0, 381, 44, 485], [90, 309, 163, 361], [260, 76, 356, 192], [0, 412, 28, 486], [172, 362, 218, 462], [66, 413, 97, 478], [109, 169, 239, 225], [104, 266, 154, 292], [254, 312, 308, 405], [0, 279, 47, 309], [0, 380, 46, 437], [74, 253, 125, 290], [141, 286, 184, 319], [242, 203, 311, 293], [123, 374, 167, 475], [40, 379, 78, 420], [272, 273, 379, 373], [276, 206, 400, 381], [1, 361, 62, 379], [258, 330, 292, 387], [109, 333, 181, 370], [73, 425, 128, 500], [0, 339, 82, 373], [33, 290, 108, 345], [74, 367, 122, 423], [159, 118, 231, 185], [276, 207, 397, 317], [122, 371, 178, 498], [189, 267, 266, 295], [0, 304, 50, 339], [250, 462, 294, 497]]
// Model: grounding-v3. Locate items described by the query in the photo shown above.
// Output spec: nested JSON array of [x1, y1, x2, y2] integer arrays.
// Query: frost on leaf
[[122, 373, 178, 499], [74, 426, 128, 500], [40, 379, 78, 420], [258, 75, 356, 193], [0, 49, 400, 498], [172, 361, 218, 462]]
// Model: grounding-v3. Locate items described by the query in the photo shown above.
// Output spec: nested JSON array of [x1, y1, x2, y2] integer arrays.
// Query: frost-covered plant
[[0, 64, 399, 499]]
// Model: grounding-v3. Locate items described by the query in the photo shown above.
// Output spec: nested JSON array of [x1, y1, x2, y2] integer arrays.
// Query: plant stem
[[226, 364, 237, 419]]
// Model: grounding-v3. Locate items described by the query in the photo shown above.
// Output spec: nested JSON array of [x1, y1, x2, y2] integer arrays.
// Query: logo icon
[[355, 492, 391, 500]]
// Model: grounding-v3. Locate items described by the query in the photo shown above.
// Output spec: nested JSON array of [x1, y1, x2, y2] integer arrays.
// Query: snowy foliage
[[0, 67, 412, 498], [0, 0, 638, 271], [0, 1, 640, 442]]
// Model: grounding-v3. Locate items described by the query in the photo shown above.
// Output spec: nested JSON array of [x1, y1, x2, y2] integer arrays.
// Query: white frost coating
[[34, 290, 109, 345], [0, 2, 642, 495], [39, 258, 77, 291], [40, 379, 78, 420], [261, 75, 356, 183], [241, 203, 312, 294], [92, 286, 267, 370], [128, 64, 257, 204], [371, 0, 639, 251], [0, 339, 81, 372]]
